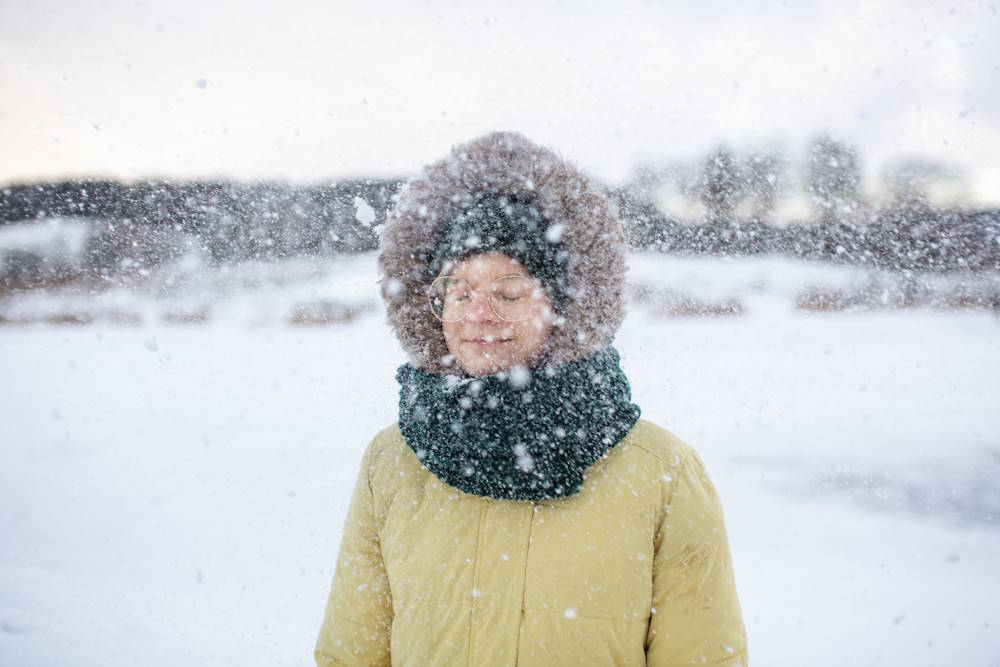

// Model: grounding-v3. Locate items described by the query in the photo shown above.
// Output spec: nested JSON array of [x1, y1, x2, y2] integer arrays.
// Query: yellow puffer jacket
[[315, 419, 748, 666]]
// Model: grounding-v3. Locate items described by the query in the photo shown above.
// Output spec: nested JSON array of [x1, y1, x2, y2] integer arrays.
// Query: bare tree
[[806, 134, 862, 222], [700, 146, 742, 225], [742, 151, 785, 222], [883, 158, 959, 208]]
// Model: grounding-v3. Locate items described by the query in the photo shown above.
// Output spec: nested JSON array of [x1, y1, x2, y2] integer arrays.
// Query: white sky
[[1, 0, 998, 200]]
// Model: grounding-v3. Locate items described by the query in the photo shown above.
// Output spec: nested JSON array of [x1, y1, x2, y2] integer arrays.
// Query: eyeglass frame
[[427, 273, 547, 323]]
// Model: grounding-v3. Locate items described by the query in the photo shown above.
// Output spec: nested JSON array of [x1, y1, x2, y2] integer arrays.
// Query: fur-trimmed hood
[[378, 131, 627, 374]]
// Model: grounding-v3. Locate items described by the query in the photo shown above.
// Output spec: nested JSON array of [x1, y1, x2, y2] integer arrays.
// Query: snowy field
[[2, 252, 999, 666]]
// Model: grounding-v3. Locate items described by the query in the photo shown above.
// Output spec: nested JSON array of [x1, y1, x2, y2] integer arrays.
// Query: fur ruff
[[378, 131, 627, 373]]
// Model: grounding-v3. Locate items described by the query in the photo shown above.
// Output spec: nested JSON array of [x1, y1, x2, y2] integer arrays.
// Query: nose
[[464, 289, 497, 322]]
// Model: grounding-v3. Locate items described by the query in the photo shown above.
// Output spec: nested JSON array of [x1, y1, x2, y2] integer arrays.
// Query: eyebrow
[[450, 271, 531, 284]]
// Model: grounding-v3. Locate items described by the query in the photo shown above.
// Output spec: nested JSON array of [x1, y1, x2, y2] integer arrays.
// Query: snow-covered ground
[[1, 252, 999, 666]]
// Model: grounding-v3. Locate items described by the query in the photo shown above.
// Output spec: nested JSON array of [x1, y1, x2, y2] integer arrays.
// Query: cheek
[[529, 315, 548, 333], [517, 316, 552, 348], [441, 322, 459, 349]]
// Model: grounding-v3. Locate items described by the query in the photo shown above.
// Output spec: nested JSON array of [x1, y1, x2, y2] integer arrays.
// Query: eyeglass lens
[[428, 275, 539, 322]]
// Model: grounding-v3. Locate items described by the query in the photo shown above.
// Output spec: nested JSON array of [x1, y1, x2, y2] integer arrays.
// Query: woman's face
[[439, 252, 554, 376]]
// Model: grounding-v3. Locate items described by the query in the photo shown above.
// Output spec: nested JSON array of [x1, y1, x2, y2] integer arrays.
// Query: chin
[[453, 348, 512, 376], [458, 357, 509, 377]]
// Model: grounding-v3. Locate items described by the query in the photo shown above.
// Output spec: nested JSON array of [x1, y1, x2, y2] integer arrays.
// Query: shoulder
[[620, 418, 698, 472], [361, 422, 419, 481], [360, 423, 427, 509], [620, 419, 725, 518], [367, 422, 408, 460], [361, 424, 426, 529]]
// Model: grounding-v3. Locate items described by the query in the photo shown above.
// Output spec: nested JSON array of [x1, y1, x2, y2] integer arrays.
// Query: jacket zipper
[[468, 501, 488, 666], [512, 502, 536, 665]]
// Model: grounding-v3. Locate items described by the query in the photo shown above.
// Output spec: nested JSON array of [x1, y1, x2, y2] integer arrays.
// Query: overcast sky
[[1, 0, 998, 200]]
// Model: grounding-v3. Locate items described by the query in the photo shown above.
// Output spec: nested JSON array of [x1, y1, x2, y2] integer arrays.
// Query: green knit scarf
[[396, 346, 641, 501]]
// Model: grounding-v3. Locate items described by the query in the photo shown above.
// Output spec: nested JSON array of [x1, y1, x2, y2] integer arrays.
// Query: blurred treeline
[[620, 135, 999, 272], [1, 179, 397, 259], [1, 134, 998, 289], [0, 179, 402, 290]]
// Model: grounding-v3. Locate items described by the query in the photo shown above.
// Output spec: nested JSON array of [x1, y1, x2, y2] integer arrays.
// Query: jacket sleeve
[[315, 442, 393, 666], [645, 448, 748, 666]]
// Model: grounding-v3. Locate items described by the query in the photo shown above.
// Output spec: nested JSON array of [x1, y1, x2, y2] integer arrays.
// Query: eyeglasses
[[428, 274, 546, 322]]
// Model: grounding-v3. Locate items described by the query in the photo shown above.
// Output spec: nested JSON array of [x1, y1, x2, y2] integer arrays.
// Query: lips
[[466, 337, 513, 345]]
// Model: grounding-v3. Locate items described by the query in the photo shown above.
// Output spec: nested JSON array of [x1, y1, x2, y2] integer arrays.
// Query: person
[[315, 132, 748, 666]]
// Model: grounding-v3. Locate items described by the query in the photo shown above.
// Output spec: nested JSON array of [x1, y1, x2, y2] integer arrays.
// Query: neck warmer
[[396, 346, 641, 501]]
